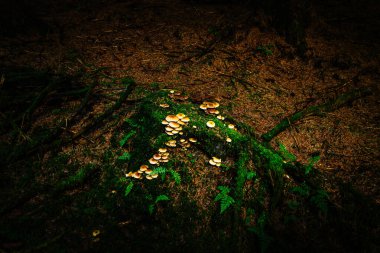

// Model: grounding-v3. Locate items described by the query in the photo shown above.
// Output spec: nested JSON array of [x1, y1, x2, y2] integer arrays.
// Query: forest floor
[[0, 0, 379, 252]]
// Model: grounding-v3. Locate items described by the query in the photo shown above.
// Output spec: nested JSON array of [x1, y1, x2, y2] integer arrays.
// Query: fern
[[155, 194, 170, 203], [168, 170, 181, 184], [119, 130, 136, 147], [124, 181, 134, 197], [149, 194, 170, 215], [214, 186, 235, 213], [118, 152, 131, 161], [151, 167, 166, 175], [278, 143, 296, 162]]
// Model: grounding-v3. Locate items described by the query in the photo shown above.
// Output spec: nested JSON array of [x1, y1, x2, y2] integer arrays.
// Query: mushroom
[[226, 137, 232, 143], [151, 173, 159, 179], [181, 117, 190, 123], [170, 90, 175, 94], [125, 172, 133, 178], [149, 158, 159, 165], [146, 175, 153, 180], [161, 159, 169, 163], [200, 104, 208, 110], [209, 157, 222, 167], [166, 115, 179, 122], [165, 126, 174, 132], [166, 131, 174, 136], [153, 154, 161, 160], [132, 172, 141, 179], [217, 115, 225, 120], [140, 165, 149, 172], [176, 113, 186, 119], [159, 103, 170, 108], [145, 169, 153, 174], [189, 138, 197, 143], [169, 122, 180, 128], [158, 148, 167, 153], [162, 120, 169, 125], [228, 124, 235, 129], [206, 121, 216, 128]]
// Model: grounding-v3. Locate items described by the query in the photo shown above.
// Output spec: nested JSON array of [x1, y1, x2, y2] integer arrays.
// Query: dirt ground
[[0, 0, 379, 251]]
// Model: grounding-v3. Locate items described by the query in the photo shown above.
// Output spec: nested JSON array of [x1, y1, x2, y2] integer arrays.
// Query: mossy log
[[121, 90, 334, 251], [262, 88, 372, 142]]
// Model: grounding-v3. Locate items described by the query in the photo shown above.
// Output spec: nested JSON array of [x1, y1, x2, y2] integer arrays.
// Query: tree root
[[262, 87, 373, 142]]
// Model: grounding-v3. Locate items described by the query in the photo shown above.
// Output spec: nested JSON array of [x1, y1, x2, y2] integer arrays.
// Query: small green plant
[[119, 130, 136, 147], [148, 194, 170, 215], [124, 181, 134, 197], [256, 45, 273, 56], [168, 169, 181, 185], [214, 186, 235, 214], [118, 152, 131, 161]]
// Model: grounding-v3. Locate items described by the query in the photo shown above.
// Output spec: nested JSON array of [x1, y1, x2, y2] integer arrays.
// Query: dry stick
[[261, 87, 373, 142]]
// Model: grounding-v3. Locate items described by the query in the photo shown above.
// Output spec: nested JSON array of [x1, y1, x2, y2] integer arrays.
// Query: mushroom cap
[[151, 173, 159, 179], [215, 162, 221, 167], [166, 131, 174, 136], [179, 131, 184, 135], [200, 104, 208, 110], [153, 154, 161, 160], [217, 115, 223, 120], [162, 120, 169, 125], [146, 175, 153, 180], [149, 158, 159, 164], [212, 157, 222, 163], [181, 117, 190, 123], [180, 138, 186, 143], [207, 108, 217, 114], [226, 137, 232, 143], [169, 122, 180, 128], [158, 148, 167, 153], [140, 165, 149, 171], [177, 120, 186, 125], [175, 126, 183, 131], [132, 172, 141, 179], [165, 126, 174, 132], [145, 169, 153, 174], [228, 124, 235, 129], [159, 103, 170, 108], [176, 113, 186, 119], [161, 154, 169, 160], [171, 130, 179, 134], [125, 172, 133, 177], [161, 159, 169, 163], [206, 121, 216, 128], [166, 115, 179, 122], [208, 102, 220, 108], [170, 90, 175, 94], [209, 159, 216, 166], [189, 138, 197, 143]]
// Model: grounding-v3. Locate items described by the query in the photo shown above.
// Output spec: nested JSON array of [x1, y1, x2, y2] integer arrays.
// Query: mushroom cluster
[[162, 113, 190, 136], [125, 164, 159, 180], [165, 139, 177, 147], [149, 148, 170, 165], [168, 90, 189, 101], [209, 157, 222, 167], [199, 101, 220, 115]]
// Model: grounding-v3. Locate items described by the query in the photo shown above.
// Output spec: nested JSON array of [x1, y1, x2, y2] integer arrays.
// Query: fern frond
[[155, 194, 170, 203], [124, 181, 134, 197], [169, 170, 181, 184], [220, 195, 235, 213]]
